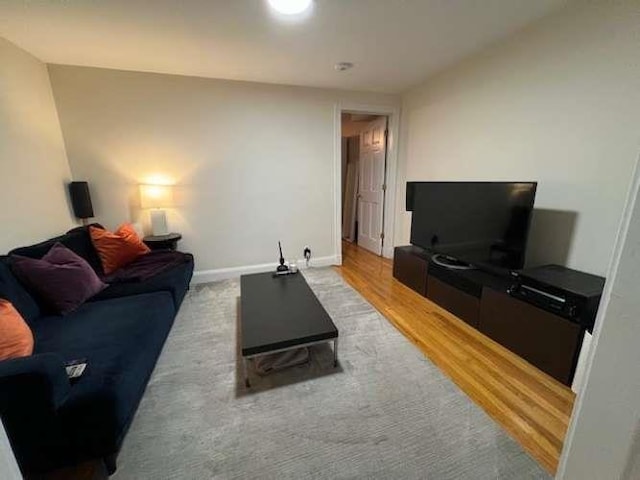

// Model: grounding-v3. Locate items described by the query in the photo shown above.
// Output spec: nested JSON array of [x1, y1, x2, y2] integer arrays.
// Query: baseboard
[[192, 255, 340, 284], [382, 245, 394, 259]]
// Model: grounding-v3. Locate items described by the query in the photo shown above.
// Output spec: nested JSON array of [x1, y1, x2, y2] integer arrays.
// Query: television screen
[[407, 181, 537, 269]]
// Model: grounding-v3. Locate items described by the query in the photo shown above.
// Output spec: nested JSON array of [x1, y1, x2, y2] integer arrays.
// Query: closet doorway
[[341, 113, 388, 256]]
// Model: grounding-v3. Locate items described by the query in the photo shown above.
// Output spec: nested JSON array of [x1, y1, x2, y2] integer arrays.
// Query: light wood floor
[[334, 241, 575, 475]]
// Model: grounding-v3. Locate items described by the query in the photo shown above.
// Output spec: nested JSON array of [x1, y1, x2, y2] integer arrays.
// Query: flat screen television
[[407, 181, 537, 269]]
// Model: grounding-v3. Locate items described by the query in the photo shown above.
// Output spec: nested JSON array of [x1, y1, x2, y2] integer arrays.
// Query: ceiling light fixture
[[334, 62, 354, 72], [267, 0, 313, 15]]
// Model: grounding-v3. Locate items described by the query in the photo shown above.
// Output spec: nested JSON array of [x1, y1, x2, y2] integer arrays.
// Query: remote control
[[65, 359, 87, 380]]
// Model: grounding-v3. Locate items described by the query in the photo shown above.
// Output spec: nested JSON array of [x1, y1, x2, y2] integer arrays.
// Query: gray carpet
[[114, 268, 550, 479]]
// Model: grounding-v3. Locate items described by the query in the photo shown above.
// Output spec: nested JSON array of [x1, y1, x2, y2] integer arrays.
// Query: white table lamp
[[140, 184, 174, 235]]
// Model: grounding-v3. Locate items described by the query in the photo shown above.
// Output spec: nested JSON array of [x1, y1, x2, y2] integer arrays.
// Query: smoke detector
[[334, 62, 354, 72]]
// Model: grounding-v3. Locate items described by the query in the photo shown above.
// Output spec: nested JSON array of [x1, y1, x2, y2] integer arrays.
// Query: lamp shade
[[139, 184, 174, 209]]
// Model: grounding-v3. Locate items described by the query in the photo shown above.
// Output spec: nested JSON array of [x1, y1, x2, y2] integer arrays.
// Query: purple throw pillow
[[11, 243, 107, 315]]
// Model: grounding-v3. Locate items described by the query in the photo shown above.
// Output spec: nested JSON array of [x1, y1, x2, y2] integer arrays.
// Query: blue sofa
[[0, 225, 194, 475]]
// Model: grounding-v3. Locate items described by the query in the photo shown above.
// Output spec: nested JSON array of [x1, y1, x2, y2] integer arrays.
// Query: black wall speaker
[[68, 181, 94, 219], [406, 182, 416, 211]]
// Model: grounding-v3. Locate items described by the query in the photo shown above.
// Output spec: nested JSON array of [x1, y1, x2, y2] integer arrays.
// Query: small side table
[[143, 233, 182, 251]]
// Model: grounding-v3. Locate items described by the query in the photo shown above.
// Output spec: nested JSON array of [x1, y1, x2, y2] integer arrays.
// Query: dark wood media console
[[393, 245, 585, 386], [392, 246, 429, 296]]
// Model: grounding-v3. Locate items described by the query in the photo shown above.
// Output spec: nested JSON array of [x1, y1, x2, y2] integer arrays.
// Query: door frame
[[333, 102, 400, 262]]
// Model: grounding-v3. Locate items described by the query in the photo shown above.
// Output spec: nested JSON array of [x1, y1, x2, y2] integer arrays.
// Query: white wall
[[396, 1, 640, 276], [0, 37, 74, 252], [47, 66, 398, 276], [558, 152, 640, 479]]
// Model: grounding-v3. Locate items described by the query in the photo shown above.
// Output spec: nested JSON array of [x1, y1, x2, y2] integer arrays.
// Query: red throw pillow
[[0, 299, 34, 360], [90, 223, 150, 275]]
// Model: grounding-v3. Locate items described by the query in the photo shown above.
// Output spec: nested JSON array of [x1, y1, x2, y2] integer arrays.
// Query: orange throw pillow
[[0, 299, 34, 360], [90, 223, 150, 275]]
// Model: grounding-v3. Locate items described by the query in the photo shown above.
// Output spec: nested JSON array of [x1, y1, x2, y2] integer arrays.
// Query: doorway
[[340, 113, 388, 256]]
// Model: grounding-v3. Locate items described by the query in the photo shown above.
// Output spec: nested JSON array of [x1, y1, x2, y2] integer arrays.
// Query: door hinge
[[380, 232, 385, 240], [382, 183, 387, 192]]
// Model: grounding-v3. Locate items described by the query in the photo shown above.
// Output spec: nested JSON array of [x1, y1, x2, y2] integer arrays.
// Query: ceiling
[[0, 0, 566, 93]]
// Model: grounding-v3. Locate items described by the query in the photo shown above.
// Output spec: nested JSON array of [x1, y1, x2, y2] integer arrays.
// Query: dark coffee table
[[240, 272, 339, 387]]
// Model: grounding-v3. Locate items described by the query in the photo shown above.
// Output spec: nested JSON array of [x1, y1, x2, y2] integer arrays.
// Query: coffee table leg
[[333, 338, 339, 367], [243, 357, 251, 388]]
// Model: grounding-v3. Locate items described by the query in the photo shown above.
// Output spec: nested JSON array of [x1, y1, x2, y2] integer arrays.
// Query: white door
[[357, 117, 387, 255]]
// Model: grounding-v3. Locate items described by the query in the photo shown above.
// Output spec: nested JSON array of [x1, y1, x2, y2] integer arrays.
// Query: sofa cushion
[[90, 224, 150, 275], [11, 244, 107, 315], [0, 300, 34, 360], [10, 225, 104, 276], [0, 259, 41, 322], [31, 292, 176, 456], [103, 250, 191, 283], [93, 252, 194, 307]]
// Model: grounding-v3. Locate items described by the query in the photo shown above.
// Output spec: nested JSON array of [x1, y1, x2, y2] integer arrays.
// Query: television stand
[[431, 253, 475, 270], [393, 245, 588, 386]]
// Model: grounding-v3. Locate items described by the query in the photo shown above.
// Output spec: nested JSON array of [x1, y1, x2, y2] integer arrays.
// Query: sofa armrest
[[0, 354, 71, 470], [0, 353, 70, 413]]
